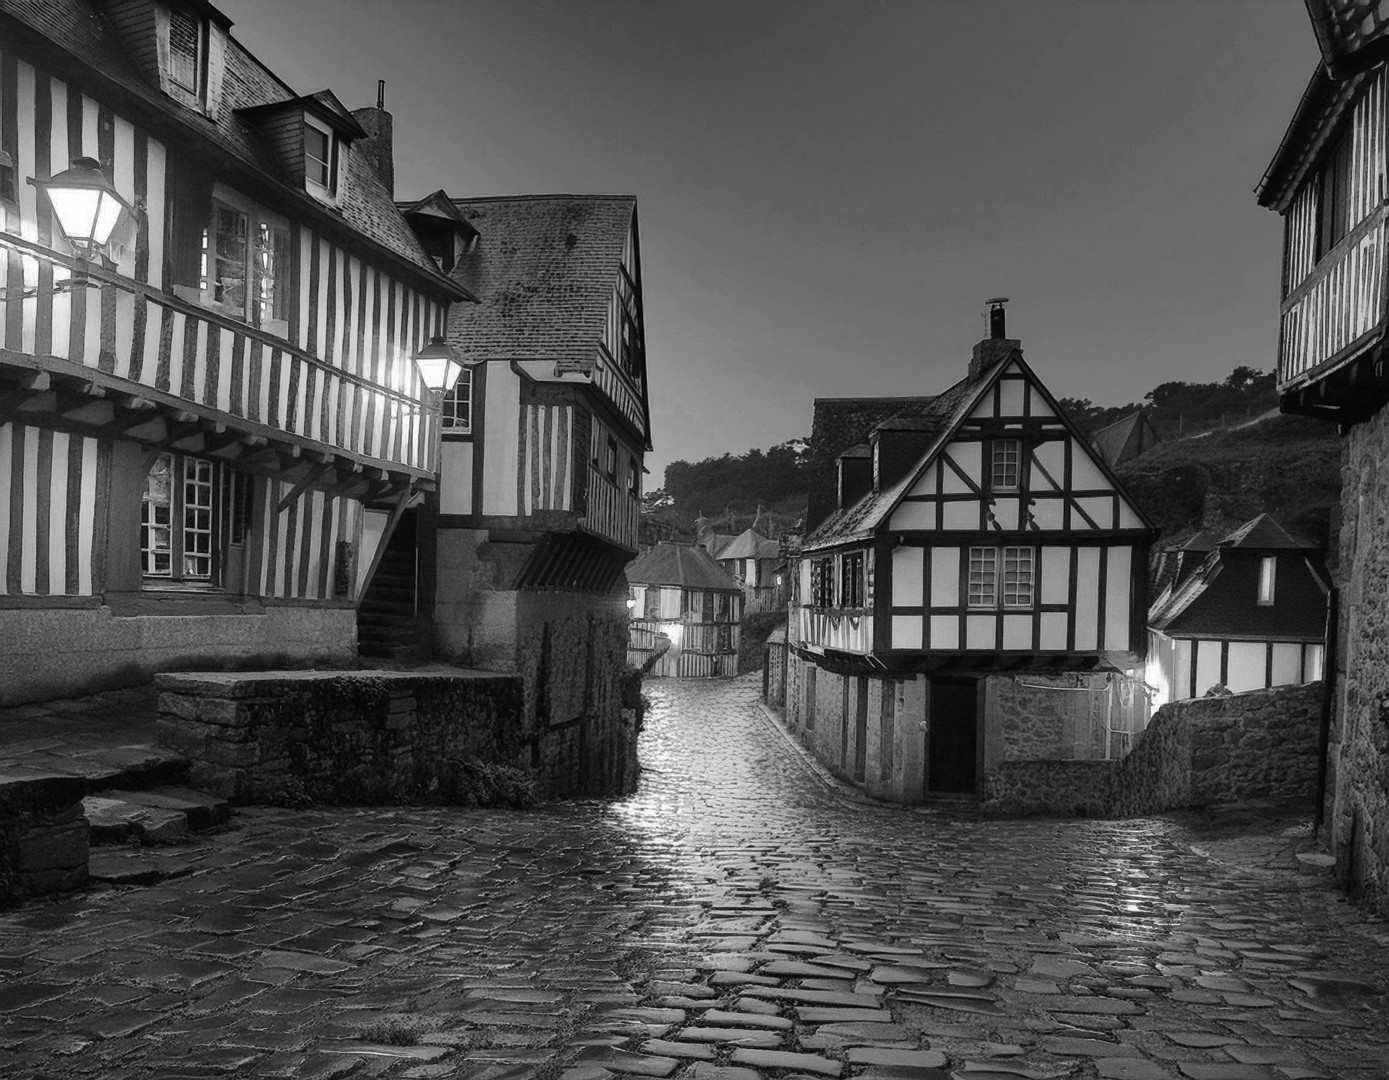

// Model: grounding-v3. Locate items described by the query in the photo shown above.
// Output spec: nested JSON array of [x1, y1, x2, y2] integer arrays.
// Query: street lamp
[[412, 336, 464, 395], [28, 157, 133, 279]]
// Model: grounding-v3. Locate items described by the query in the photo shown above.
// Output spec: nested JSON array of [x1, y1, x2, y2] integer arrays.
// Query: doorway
[[927, 676, 979, 794]]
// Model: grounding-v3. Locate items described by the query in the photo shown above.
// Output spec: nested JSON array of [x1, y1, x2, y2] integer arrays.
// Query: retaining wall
[[0, 770, 88, 904]]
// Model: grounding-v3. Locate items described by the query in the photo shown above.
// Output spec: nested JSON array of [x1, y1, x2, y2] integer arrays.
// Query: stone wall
[[0, 606, 356, 707], [1336, 414, 1389, 915], [983, 760, 1114, 817], [0, 771, 88, 904], [156, 670, 527, 805], [1110, 682, 1322, 818]]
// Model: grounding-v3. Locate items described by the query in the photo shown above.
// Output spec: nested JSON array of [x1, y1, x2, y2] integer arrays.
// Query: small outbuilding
[[627, 543, 743, 678]]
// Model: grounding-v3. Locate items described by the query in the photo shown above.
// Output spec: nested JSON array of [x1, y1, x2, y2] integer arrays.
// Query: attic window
[[304, 117, 334, 193], [168, 9, 204, 95], [991, 439, 1021, 491]]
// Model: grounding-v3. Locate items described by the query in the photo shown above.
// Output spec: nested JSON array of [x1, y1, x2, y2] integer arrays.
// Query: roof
[[627, 543, 742, 592], [238, 89, 367, 140], [1090, 409, 1159, 468], [0, 0, 461, 297], [1304, 0, 1389, 79], [716, 528, 779, 561], [805, 396, 934, 532], [1220, 513, 1313, 551], [1256, 63, 1369, 213], [442, 195, 638, 369], [398, 190, 479, 237]]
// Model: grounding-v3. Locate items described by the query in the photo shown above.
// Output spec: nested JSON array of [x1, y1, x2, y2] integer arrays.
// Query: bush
[[445, 756, 540, 808], [739, 610, 787, 674]]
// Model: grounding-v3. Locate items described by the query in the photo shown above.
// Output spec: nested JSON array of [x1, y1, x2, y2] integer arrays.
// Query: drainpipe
[[1315, 587, 1339, 836]]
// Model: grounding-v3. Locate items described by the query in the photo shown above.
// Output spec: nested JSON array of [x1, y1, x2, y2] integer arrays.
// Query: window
[[1258, 555, 1277, 605], [0, 150, 15, 206], [142, 454, 250, 586], [1001, 546, 1035, 608], [628, 457, 640, 498], [605, 436, 618, 483], [969, 546, 1035, 609], [716, 592, 733, 622], [991, 439, 1021, 491], [840, 551, 865, 608], [304, 118, 334, 193], [810, 557, 834, 607], [168, 9, 204, 95], [643, 586, 661, 619], [967, 547, 997, 608], [441, 368, 472, 432], [1316, 130, 1354, 260], [195, 192, 291, 335]]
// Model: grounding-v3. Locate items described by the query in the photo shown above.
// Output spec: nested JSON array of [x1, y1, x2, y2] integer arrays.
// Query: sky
[[221, 0, 1318, 488]]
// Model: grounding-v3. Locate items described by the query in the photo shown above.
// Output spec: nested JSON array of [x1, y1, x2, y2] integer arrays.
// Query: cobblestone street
[[2, 675, 1388, 1080]]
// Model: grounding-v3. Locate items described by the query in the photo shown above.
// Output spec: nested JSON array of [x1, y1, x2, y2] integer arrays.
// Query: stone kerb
[[155, 670, 525, 804]]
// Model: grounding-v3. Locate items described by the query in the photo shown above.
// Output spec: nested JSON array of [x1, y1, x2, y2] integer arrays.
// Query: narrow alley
[[1, 676, 1386, 1079]]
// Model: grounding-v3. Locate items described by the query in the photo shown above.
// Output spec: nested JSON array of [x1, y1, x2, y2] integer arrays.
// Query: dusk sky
[[223, 0, 1317, 487]]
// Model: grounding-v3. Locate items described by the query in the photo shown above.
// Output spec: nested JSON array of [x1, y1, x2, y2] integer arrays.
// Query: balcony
[[1279, 208, 1389, 422], [799, 606, 872, 654]]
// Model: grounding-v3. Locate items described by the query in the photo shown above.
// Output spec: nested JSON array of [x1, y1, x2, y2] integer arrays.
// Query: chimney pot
[[986, 296, 1009, 340]]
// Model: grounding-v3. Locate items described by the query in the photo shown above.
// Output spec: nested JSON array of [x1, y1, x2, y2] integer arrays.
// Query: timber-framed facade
[[0, 0, 467, 703], [785, 312, 1155, 804]]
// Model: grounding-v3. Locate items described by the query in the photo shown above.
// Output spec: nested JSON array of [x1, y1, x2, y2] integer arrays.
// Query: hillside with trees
[[649, 368, 1340, 559]]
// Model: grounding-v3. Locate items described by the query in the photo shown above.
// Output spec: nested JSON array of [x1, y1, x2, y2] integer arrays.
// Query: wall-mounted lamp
[[28, 157, 133, 279], [412, 336, 464, 395], [626, 590, 637, 611]]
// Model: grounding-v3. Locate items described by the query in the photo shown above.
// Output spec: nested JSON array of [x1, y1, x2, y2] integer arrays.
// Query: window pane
[[213, 205, 248, 312], [305, 125, 331, 187], [182, 458, 215, 580], [441, 369, 472, 431], [142, 454, 174, 576], [1002, 546, 1034, 607], [992, 440, 1020, 489], [256, 221, 291, 325]]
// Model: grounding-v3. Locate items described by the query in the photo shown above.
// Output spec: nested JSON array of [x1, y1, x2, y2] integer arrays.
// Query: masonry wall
[[1336, 415, 1389, 915], [432, 528, 639, 797], [0, 606, 356, 707]]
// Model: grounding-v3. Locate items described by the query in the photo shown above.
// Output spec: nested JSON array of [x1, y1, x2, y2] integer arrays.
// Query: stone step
[[84, 794, 189, 845], [87, 846, 202, 886], [103, 786, 230, 832]]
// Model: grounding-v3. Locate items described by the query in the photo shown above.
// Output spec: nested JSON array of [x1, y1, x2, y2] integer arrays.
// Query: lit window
[[840, 551, 865, 608], [643, 587, 660, 619], [605, 436, 618, 482], [968, 547, 997, 608], [142, 454, 249, 586], [1002, 546, 1034, 608], [441, 368, 472, 432], [304, 120, 333, 191], [991, 439, 1021, 490], [628, 457, 640, 498], [196, 193, 290, 334], [1258, 555, 1276, 605]]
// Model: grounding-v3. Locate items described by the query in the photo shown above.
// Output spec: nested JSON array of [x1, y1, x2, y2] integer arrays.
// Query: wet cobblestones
[[1, 675, 1388, 1079]]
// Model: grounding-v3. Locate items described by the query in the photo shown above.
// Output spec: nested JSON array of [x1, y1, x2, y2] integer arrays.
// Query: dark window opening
[[1316, 130, 1354, 260]]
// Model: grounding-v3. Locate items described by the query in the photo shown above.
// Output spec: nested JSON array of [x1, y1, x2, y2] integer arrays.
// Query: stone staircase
[[0, 687, 230, 902]]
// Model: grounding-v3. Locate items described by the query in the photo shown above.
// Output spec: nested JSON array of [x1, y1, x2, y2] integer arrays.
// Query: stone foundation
[[0, 771, 88, 903], [982, 760, 1114, 817], [156, 669, 527, 805]]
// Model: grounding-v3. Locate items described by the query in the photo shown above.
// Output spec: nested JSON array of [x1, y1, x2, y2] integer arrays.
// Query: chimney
[[351, 80, 394, 197], [838, 446, 873, 509], [969, 296, 1020, 378]]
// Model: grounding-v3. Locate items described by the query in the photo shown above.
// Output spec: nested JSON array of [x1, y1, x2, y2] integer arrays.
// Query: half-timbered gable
[[0, 0, 466, 702], [784, 312, 1155, 806]]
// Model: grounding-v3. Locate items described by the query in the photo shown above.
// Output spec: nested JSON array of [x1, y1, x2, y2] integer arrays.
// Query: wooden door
[[853, 676, 868, 782], [927, 677, 979, 794]]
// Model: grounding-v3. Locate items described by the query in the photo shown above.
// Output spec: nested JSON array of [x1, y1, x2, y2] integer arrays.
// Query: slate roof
[[1090, 410, 1159, 468], [627, 543, 742, 592], [442, 195, 637, 369], [0, 0, 460, 296], [805, 396, 933, 533], [1149, 515, 1329, 639], [716, 528, 779, 561], [804, 373, 985, 549]]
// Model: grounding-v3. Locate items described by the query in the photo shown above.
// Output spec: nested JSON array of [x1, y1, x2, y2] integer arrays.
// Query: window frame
[[990, 438, 1022, 492], [303, 115, 336, 197], [1001, 545, 1035, 609], [967, 546, 998, 609], [643, 585, 661, 619], [440, 366, 472, 433], [193, 186, 291, 338], [968, 545, 1036, 609], [1258, 555, 1277, 606], [840, 550, 865, 608], [166, 8, 206, 98], [141, 453, 251, 590], [604, 436, 618, 483]]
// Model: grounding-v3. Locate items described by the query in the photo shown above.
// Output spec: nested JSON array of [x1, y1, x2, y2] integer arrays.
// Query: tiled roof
[[442, 195, 637, 368], [627, 543, 742, 591], [716, 528, 779, 561], [1090, 409, 1159, 467], [1220, 513, 1312, 551], [805, 396, 934, 533], [0, 0, 459, 295]]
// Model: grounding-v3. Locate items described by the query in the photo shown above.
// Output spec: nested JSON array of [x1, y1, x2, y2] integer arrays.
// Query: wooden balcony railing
[[1279, 210, 1389, 389], [799, 607, 872, 653], [0, 236, 437, 477]]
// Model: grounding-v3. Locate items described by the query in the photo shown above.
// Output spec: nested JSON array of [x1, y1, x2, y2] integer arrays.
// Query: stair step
[[104, 786, 229, 832], [84, 794, 189, 845], [88, 847, 201, 886]]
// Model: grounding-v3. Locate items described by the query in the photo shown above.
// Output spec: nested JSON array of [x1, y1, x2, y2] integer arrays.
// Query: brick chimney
[[351, 81, 394, 197], [969, 296, 1020, 379]]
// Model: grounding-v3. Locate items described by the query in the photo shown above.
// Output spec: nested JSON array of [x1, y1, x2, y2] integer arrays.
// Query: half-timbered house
[[1147, 514, 1330, 705], [0, 0, 467, 704], [1255, 0, 1389, 912], [786, 306, 1155, 804], [626, 542, 742, 678], [397, 193, 651, 792], [709, 526, 782, 612]]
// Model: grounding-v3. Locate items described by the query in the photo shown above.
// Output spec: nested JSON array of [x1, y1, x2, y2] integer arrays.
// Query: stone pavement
[[1, 675, 1387, 1080]]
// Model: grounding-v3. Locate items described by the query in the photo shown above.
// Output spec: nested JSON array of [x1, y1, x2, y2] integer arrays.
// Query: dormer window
[[168, 8, 204, 95], [304, 117, 334, 194]]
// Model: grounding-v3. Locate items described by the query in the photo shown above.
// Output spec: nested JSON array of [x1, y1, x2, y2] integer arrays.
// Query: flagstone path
[[0, 675, 1386, 1079]]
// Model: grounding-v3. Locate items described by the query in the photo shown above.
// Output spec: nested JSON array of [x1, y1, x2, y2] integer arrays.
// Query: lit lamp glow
[[412, 336, 464, 394], [29, 157, 133, 275]]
